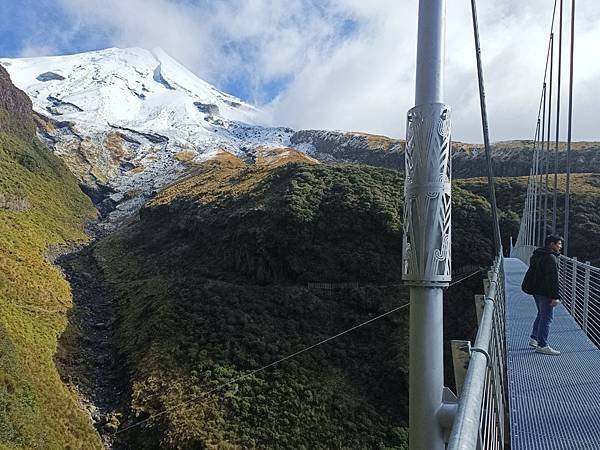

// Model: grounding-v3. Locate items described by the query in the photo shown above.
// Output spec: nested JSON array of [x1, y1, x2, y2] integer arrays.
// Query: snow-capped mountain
[[0, 47, 295, 222]]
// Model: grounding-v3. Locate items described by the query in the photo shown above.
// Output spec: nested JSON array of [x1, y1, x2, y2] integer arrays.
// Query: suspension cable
[[534, 0, 558, 246], [552, 0, 564, 233], [564, 0, 576, 255], [470, 0, 501, 254], [538, 83, 547, 245]]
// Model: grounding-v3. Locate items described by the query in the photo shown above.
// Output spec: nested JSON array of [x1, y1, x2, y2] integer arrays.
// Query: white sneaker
[[528, 338, 538, 348], [535, 346, 561, 355]]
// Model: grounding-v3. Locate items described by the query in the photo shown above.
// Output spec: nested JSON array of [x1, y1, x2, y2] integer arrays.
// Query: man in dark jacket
[[521, 234, 563, 355]]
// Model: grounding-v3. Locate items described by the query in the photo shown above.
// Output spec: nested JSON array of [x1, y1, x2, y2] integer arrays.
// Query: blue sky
[[1, 0, 104, 57], [1, 0, 599, 142], [0, 0, 358, 105]]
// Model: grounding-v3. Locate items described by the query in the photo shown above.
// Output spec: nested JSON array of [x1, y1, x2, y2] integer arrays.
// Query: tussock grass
[[0, 131, 100, 449]]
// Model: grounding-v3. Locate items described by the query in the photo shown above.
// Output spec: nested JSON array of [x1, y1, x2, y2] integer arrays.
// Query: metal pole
[[470, 0, 501, 254], [404, 1, 449, 448], [564, 0, 575, 256], [415, 0, 444, 105], [532, 120, 540, 247]]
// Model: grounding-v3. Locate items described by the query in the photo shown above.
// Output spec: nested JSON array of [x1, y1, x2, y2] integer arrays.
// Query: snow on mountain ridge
[[0, 47, 294, 227], [3, 47, 256, 127]]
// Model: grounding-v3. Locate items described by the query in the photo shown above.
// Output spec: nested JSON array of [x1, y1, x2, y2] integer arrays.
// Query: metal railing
[[448, 254, 508, 450], [558, 255, 600, 348]]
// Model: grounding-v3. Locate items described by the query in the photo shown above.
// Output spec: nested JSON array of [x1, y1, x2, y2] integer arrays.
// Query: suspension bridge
[[94, 1, 597, 447], [407, 0, 600, 449]]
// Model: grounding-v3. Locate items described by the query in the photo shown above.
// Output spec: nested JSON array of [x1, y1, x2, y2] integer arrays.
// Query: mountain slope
[[79, 152, 515, 448], [0, 65, 100, 449], [1, 48, 294, 224]]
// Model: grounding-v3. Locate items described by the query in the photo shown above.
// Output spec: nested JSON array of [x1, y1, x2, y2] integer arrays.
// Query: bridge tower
[[402, 0, 453, 449]]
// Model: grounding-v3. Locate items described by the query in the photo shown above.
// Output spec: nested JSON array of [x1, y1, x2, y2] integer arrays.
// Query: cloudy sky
[[1, 0, 598, 142]]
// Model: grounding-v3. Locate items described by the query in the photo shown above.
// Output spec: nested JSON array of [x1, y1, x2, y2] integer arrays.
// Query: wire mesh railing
[[558, 255, 600, 348], [448, 254, 508, 450]]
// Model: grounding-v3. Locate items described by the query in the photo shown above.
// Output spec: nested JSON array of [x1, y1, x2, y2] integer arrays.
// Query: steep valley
[[66, 155, 509, 449]]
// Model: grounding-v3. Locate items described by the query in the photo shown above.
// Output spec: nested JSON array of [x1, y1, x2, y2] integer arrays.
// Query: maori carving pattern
[[402, 103, 452, 283]]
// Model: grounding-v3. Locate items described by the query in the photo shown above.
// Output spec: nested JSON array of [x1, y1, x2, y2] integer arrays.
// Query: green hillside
[[458, 173, 600, 265], [0, 66, 100, 449], [84, 154, 505, 449]]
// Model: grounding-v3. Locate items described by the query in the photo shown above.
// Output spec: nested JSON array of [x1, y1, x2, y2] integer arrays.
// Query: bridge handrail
[[558, 255, 600, 347], [448, 254, 507, 450]]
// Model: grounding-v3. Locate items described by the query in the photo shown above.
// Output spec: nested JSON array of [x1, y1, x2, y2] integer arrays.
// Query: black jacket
[[521, 247, 560, 299]]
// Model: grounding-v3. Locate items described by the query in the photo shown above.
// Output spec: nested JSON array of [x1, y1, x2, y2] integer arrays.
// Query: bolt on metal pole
[[403, 1, 450, 449]]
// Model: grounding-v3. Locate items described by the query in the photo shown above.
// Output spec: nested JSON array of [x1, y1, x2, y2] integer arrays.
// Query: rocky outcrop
[[0, 64, 35, 136], [193, 102, 220, 117], [37, 71, 66, 82], [0, 192, 31, 211], [290, 130, 404, 169]]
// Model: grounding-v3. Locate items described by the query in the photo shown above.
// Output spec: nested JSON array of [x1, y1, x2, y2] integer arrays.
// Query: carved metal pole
[[403, 0, 452, 448]]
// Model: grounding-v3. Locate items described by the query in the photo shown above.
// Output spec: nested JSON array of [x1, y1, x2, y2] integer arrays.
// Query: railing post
[[558, 256, 566, 304], [571, 257, 578, 318], [475, 294, 485, 323], [451, 341, 471, 396], [583, 261, 590, 332], [403, 1, 451, 448]]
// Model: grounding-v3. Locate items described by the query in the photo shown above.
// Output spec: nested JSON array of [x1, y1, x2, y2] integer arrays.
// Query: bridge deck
[[505, 257, 600, 449]]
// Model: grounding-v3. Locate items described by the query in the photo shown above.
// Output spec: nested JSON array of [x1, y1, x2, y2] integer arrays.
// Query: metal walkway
[[505, 257, 600, 450]]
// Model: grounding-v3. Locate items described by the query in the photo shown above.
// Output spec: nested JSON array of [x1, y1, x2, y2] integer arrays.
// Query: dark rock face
[[291, 130, 600, 179], [36, 71, 66, 82], [193, 102, 220, 116], [152, 64, 175, 90], [46, 95, 84, 115], [0, 64, 35, 135]]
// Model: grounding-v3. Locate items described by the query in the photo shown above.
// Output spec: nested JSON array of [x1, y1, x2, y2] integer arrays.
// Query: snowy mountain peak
[[2, 46, 257, 127], [0, 47, 294, 226]]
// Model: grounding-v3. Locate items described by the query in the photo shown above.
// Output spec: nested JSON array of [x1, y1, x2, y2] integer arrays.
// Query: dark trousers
[[531, 294, 554, 348]]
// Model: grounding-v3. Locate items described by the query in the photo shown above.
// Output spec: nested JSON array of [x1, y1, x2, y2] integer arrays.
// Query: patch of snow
[[292, 142, 317, 155]]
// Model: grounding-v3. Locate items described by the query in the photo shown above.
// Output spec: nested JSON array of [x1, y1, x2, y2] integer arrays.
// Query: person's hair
[[545, 234, 564, 246]]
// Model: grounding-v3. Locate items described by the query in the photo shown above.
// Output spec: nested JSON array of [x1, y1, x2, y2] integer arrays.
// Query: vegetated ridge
[[79, 151, 516, 448], [292, 129, 600, 178], [0, 64, 101, 449]]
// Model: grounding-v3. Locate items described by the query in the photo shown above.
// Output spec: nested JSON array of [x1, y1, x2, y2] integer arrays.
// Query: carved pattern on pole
[[403, 103, 452, 283]]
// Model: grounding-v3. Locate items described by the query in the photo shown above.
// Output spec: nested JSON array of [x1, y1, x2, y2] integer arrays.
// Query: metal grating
[[505, 257, 600, 450]]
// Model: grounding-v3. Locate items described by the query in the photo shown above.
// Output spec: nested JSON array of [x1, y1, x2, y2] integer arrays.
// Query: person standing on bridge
[[522, 234, 563, 355]]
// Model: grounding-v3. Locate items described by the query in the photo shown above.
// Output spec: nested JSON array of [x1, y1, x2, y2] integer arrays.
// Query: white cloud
[[19, 44, 61, 58], [48, 0, 600, 142]]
